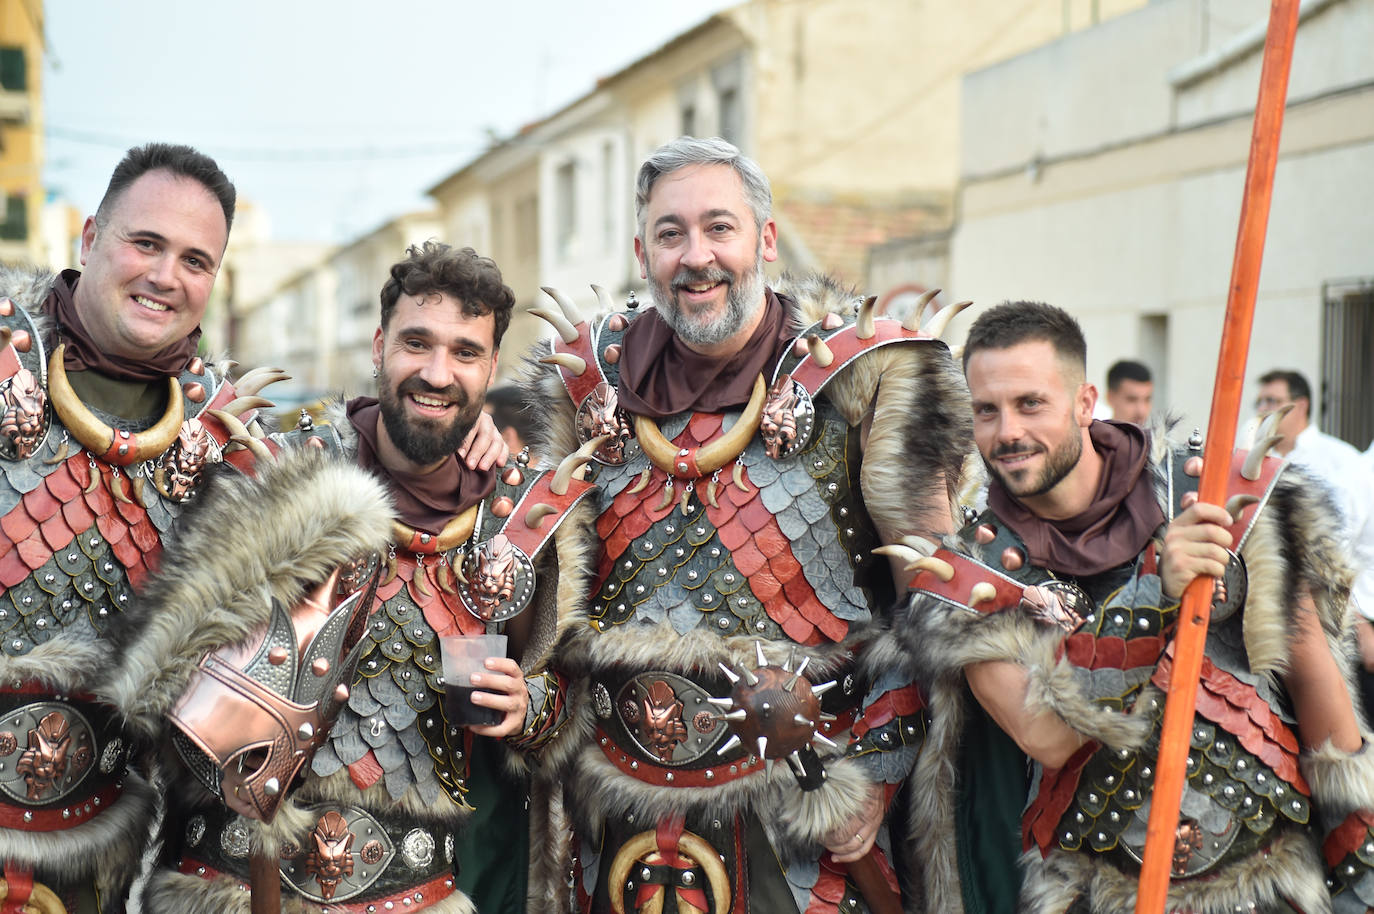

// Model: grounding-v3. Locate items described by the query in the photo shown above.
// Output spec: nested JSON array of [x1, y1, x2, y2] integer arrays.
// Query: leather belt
[[0, 685, 130, 831], [591, 665, 862, 788], [179, 802, 457, 907]]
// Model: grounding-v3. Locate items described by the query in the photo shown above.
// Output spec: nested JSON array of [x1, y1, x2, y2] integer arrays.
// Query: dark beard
[[984, 429, 1083, 499], [377, 375, 480, 467]]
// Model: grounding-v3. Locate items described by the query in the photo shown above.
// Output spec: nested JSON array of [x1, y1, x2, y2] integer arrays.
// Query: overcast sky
[[42, 0, 737, 244]]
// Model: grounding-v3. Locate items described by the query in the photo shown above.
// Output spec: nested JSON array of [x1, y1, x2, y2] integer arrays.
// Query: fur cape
[[96, 446, 394, 913], [0, 263, 273, 902], [515, 274, 971, 911], [889, 435, 1372, 914], [0, 264, 149, 900]]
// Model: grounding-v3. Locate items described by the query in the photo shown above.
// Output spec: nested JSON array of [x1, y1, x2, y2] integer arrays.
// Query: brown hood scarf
[[346, 397, 498, 535], [42, 269, 202, 381], [615, 288, 796, 418], [988, 420, 1165, 577]]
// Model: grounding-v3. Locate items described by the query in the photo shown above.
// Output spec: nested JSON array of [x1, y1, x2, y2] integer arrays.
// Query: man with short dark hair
[[124, 241, 583, 914], [527, 136, 970, 913], [0, 142, 269, 912], [1255, 368, 1374, 725], [1104, 358, 1153, 426], [896, 301, 1374, 913]]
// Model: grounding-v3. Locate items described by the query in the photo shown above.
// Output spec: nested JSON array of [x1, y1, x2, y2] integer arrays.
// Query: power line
[[45, 126, 482, 163]]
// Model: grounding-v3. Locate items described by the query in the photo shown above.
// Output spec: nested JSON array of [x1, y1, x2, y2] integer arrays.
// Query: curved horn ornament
[[607, 830, 730, 914], [1241, 436, 1283, 481], [539, 352, 587, 376], [540, 286, 584, 326], [923, 299, 973, 339], [48, 344, 184, 464], [855, 295, 878, 340], [233, 367, 291, 398], [551, 434, 608, 495], [902, 288, 942, 332], [220, 396, 273, 418], [634, 375, 767, 478], [591, 284, 615, 315], [529, 307, 579, 344]]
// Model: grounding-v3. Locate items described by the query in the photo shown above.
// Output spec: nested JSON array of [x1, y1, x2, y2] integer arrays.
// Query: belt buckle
[[0, 701, 100, 806], [614, 672, 729, 766], [278, 804, 398, 903]]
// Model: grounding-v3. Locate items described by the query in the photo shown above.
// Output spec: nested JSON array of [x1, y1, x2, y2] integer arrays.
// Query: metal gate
[[1321, 279, 1374, 450]]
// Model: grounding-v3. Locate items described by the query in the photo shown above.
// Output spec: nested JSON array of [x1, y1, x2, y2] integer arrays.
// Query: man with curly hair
[[120, 240, 590, 914]]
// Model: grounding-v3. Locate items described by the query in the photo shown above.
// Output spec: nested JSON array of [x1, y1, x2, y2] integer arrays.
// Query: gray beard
[[651, 258, 767, 348]]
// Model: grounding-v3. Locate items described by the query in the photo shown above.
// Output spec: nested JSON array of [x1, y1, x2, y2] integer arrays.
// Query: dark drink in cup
[[444, 684, 503, 727], [440, 634, 508, 728]]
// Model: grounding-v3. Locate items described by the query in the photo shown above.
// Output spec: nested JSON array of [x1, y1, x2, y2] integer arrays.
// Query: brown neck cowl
[[346, 397, 498, 535], [988, 420, 1165, 577], [43, 269, 201, 382], [615, 288, 796, 418]]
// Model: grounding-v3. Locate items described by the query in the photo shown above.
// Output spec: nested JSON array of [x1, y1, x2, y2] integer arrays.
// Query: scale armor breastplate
[[588, 397, 884, 643]]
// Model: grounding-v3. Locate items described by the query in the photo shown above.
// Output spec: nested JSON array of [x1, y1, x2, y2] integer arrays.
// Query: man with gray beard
[[524, 136, 971, 913]]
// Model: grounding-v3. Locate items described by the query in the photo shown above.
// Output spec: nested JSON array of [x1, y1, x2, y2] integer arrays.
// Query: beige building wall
[[0, 0, 44, 265], [948, 0, 1374, 434], [418, 0, 1155, 378]]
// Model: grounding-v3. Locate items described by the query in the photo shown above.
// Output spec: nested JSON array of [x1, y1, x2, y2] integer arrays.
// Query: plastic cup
[[440, 634, 507, 727]]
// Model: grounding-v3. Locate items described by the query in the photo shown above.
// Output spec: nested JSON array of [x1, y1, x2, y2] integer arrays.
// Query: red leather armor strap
[[1222, 448, 1284, 546], [0, 780, 124, 832], [1323, 808, 1374, 868], [1152, 644, 1308, 793], [907, 548, 1025, 613], [789, 320, 935, 394], [553, 321, 609, 406], [501, 472, 596, 557], [0, 863, 34, 914]]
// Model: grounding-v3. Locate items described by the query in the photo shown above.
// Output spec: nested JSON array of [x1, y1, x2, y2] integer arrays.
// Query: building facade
[[943, 0, 1374, 442]]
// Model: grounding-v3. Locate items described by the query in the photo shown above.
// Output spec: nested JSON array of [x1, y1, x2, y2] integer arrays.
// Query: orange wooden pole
[[1133, 1, 1301, 911]]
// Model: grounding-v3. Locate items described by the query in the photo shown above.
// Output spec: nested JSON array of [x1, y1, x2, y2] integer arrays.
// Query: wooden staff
[[1133, 1, 1301, 911], [250, 849, 281, 914]]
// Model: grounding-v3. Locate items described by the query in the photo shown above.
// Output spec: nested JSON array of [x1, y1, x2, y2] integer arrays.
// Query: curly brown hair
[[379, 241, 515, 346]]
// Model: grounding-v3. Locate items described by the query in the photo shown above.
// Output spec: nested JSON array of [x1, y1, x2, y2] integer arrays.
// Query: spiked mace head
[[714, 642, 836, 773]]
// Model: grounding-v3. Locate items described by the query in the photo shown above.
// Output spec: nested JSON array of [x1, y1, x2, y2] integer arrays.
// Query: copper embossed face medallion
[[1172, 818, 1204, 876], [760, 373, 814, 460], [1020, 581, 1090, 632], [280, 804, 396, 903], [0, 368, 48, 460], [0, 704, 96, 804], [576, 381, 637, 465], [154, 418, 219, 502], [1120, 787, 1241, 877], [459, 534, 535, 623], [304, 810, 355, 901], [614, 672, 729, 766], [641, 680, 688, 762], [1208, 551, 1247, 623]]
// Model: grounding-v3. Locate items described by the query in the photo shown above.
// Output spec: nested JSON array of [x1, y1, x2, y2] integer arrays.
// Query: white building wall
[[950, 0, 1374, 433]]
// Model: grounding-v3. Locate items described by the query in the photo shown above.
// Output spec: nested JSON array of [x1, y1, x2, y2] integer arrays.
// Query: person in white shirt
[[1257, 369, 1374, 709]]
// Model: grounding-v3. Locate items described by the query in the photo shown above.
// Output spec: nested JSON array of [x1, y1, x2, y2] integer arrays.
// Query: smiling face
[[634, 164, 778, 353], [371, 292, 497, 473], [966, 339, 1097, 510], [73, 170, 228, 361]]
